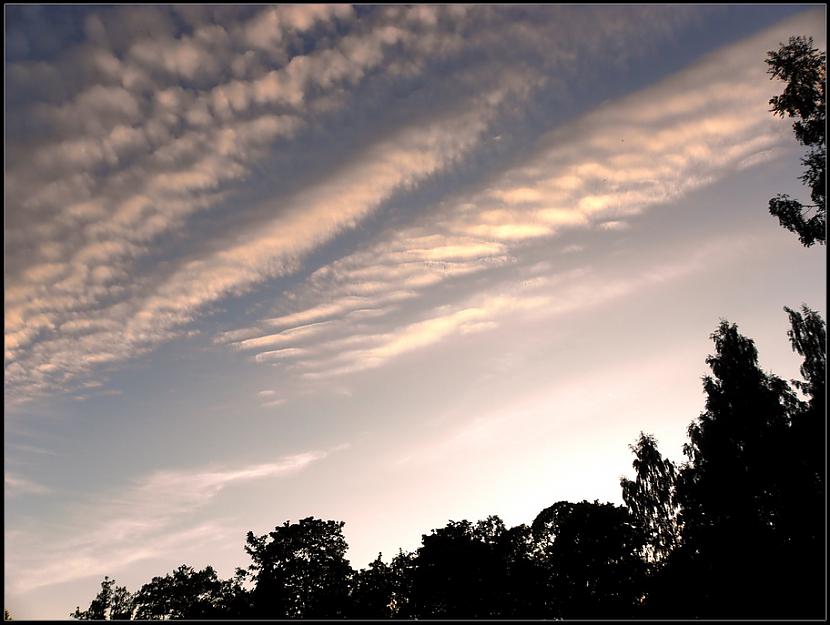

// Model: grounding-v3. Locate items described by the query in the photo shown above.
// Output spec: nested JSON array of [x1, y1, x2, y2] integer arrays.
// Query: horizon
[[4, 5, 826, 619]]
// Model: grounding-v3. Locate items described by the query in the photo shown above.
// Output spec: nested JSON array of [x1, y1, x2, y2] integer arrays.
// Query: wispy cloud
[[261, 399, 287, 408], [5, 448, 335, 593], [235, 229, 749, 384], [5, 472, 52, 497], [6, 443, 58, 457]]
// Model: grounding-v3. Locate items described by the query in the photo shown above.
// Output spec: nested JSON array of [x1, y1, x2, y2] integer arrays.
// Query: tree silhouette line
[[69, 305, 825, 620], [63, 36, 825, 621]]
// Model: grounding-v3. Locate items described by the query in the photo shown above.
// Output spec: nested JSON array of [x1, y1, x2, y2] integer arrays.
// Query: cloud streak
[[5, 472, 52, 497], [5, 448, 331, 594]]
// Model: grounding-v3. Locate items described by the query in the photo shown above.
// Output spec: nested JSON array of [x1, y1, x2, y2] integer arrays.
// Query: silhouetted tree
[[491, 522, 549, 617], [387, 549, 417, 618], [656, 312, 826, 618], [677, 321, 796, 616], [407, 515, 545, 618], [411, 518, 502, 618], [349, 554, 395, 618], [531, 501, 646, 618], [131, 564, 246, 619], [775, 305, 826, 616], [71, 577, 133, 620], [245, 517, 352, 618], [784, 305, 825, 504], [766, 36, 826, 246], [786, 304, 826, 445], [620, 432, 679, 565]]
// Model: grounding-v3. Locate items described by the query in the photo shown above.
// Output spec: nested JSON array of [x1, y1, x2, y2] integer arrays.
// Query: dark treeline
[[71, 305, 825, 620]]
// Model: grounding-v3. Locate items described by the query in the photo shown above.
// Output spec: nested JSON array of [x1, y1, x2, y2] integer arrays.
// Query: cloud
[[240, 221, 758, 384], [262, 399, 287, 408], [263, 297, 405, 331], [241, 5, 354, 53], [255, 348, 309, 363], [211, 11, 822, 387], [233, 322, 336, 351], [7, 443, 58, 457], [5, 448, 333, 594], [5, 63, 535, 405], [5, 6, 554, 405], [599, 220, 630, 231], [5, 472, 52, 497], [7, 7, 815, 406]]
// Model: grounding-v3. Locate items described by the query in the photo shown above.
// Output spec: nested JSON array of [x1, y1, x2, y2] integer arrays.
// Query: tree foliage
[[766, 36, 826, 246], [531, 501, 646, 618], [620, 432, 678, 564], [410, 515, 546, 618], [349, 554, 395, 618], [70, 577, 133, 620], [131, 565, 245, 620], [646, 308, 826, 618], [245, 517, 352, 618], [670, 321, 799, 617]]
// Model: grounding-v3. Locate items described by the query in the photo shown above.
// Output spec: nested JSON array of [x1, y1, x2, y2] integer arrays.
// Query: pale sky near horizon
[[4, 5, 827, 619]]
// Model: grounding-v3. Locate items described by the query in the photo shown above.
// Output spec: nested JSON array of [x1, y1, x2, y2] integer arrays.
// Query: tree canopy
[[766, 36, 826, 246], [244, 517, 353, 618], [620, 432, 678, 565]]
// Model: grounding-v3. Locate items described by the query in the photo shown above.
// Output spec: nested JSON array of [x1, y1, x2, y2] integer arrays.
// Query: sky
[[4, 4, 827, 619]]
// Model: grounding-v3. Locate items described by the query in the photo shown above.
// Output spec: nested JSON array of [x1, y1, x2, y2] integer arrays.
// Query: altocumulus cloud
[[5, 4, 707, 405]]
